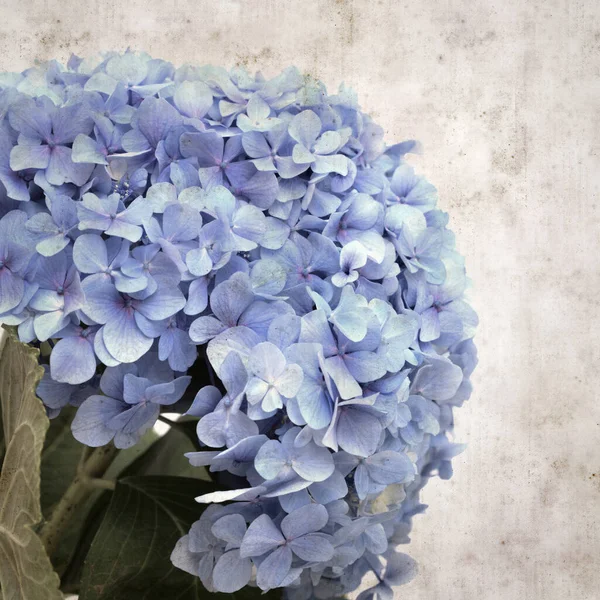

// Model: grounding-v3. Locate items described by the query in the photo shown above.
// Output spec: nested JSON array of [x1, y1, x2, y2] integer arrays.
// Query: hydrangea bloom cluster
[[0, 51, 478, 598]]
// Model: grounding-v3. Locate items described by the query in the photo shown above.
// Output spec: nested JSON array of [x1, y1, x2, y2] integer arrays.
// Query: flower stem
[[40, 444, 119, 562], [87, 477, 117, 491]]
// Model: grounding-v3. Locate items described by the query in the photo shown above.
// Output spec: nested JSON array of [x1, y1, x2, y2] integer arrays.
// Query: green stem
[[40, 444, 118, 561], [88, 477, 116, 491]]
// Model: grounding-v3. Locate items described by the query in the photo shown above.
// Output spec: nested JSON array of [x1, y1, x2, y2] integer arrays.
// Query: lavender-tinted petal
[[145, 376, 191, 405], [281, 503, 328, 539], [184, 276, 209, 315], [135, 286, 186, 321], [169, 535, 197, 577], [122, 373, 151, 404], [324, 355, 362, 400], [0, 267, 24, 313], [212, 550, 252, 593], [189, 316, 226, 344], [33, 311, 69, 342], [364, 523, 388, 555], [47, 145, 94, 186], [135, 97, 183, 148], [80, 276, 121, 323], [292, 442, 334, 482], [309, 469, 348, 504], [186, 385, 222, 418], [103, 308, 153, 363], [50, 335, 96, 385], [278, 489, 311, 513], [206, 326, 261, 373], [254, 439, 286, 480], [71, 395, 124, 447], [248, 341, 286, 381], [365, 450, 415, 485], [196, 411, 227, 448], [256, 545, 292, 591], [174, 81, 213, 119], [336, 407, 382, 457], [289, 534, 334, 562], [288, 110, 321, 148], [312, 154, 348, 176], [411, 355, 463, 402], [211, 514, 247, 545], [344, 351, 387, 383], [107, 402, 160, 436], [240, 514, 285, 558], [93, 326, 121, 367], [180, 131, 223, 166], [218, 351, 248, 399], [72, 134, 108, 165], [10, 144, 50, 171], [242, 131, 271, 158], [209, 272, 254, 326]]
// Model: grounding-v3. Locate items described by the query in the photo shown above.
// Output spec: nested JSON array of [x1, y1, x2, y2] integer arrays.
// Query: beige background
[[0, 1, 598, 598]]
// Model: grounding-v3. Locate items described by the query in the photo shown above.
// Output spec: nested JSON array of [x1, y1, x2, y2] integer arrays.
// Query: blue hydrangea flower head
[[0, 51, 478, 598]]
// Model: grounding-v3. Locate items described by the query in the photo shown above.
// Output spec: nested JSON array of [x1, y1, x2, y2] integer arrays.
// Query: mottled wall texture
[[0, 1, 598, 598]]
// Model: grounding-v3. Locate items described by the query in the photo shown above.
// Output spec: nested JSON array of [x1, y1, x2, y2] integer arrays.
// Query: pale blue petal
[[292, 442, 334, 482], [180, 131, 223, 166], [411, 355, 463, 402], [103, 308, 153, 363], [254, 439, 286, 480], [256, 545, 292, 591], [281, 503, 328, 539], [288, 110, 321, 148], [71, 395, 124, 447], [239, 514, 285, 558], [211, 514, 246, 545], [289, 534, 334, 562], [189, 316, 226, 344], [210, 272, 254, 326], [366, 450, 415, 485], [336, 407, 382, 457], [50, 335, 96, 385], [212, 550, 252, 593], [186, 385, 222, 417]]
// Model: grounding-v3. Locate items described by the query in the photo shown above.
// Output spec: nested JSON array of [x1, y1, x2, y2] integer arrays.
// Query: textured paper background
[[0, 1, 598, 598]]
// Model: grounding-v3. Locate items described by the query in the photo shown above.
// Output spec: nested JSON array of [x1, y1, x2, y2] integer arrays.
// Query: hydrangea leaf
[[121, 421, 212, 480], [79, 476, 214, 600], [0, 327, 63, 600]]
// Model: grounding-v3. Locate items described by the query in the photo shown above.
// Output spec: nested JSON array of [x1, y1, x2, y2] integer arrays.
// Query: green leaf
[[122, 421, 209, 480], [61, 425, 207, 594], [59, 490, 112, 595], [40, 406, 80, 516], [41, 414, 164, 579], [79, 476, 214, 600], [103, 427, 161, 479], [0, 327, 62, 599]]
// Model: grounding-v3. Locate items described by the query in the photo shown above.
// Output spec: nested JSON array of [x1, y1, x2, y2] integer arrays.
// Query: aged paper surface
[[0, 1, 598, 598]]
